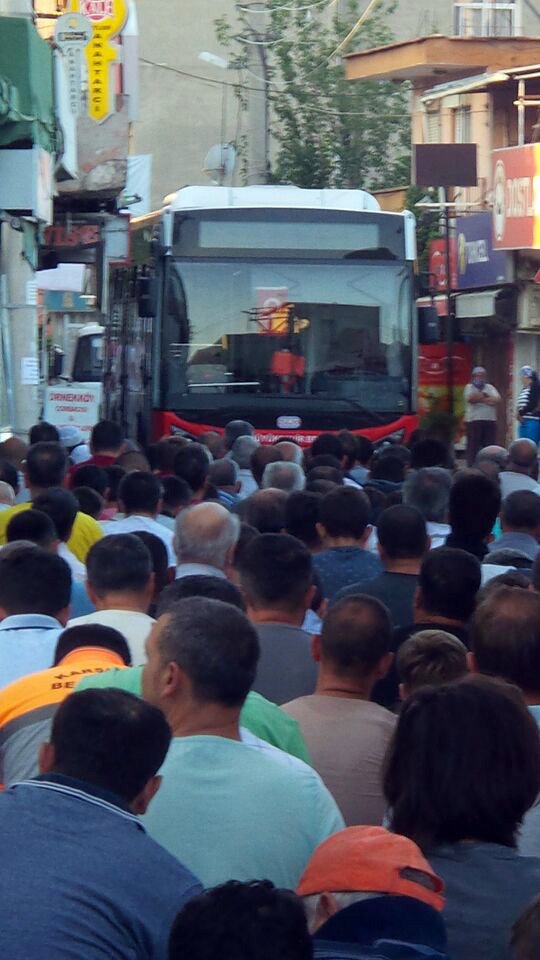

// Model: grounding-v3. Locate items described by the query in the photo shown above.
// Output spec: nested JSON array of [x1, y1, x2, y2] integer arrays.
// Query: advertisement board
[[492, 145, 540, 250], [456, 212, 513, 288], [44, 385, 102, 438]]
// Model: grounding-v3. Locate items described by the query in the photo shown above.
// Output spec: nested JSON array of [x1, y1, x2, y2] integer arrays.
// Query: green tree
[[216, 0, 411, 190]]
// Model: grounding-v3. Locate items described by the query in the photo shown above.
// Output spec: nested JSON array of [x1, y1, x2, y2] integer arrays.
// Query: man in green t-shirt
[[76, 665, 310, 763]]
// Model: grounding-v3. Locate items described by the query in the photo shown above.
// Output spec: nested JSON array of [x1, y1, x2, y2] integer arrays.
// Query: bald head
[[0, 437, 28, 469], [476, 446, 508, 468], [237, 488, 288, 534], [174, 502, 240, 570], [508, 439, 538, 475]]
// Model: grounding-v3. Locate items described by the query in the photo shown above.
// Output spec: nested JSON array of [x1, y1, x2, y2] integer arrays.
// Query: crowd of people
[[1, 416, 540, 958]]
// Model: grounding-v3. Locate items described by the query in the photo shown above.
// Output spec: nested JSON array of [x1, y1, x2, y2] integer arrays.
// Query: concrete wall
[[133, 0, 238, 208]]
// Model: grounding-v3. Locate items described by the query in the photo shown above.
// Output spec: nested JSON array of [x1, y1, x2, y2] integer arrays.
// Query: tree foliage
[[216, 0, 411, 190]]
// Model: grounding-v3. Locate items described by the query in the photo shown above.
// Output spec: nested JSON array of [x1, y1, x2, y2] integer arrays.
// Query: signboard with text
[[44, 385, 102, 438], [493, 144, 540, 250], [456, 212, 513, 289], [69, 0, 128, 123]]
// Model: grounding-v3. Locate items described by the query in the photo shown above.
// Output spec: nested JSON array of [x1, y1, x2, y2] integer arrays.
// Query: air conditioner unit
[[0, 1, 33, 14], [518, 286, 540, 332]]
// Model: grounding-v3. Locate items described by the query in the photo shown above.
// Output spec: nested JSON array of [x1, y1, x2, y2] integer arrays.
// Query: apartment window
[[454, 1, 521, 37], [455, 106, 472, 143], [426, 109, 441, 143]]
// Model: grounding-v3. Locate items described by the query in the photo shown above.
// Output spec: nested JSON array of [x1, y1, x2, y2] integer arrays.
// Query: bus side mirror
[[137, 274, 158, 319], [51, 347, 64, 379], [418, 305, 440, 344]]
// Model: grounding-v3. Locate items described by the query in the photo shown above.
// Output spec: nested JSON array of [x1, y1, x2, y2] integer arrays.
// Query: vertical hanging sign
[[69, 0, 128, 123], [54, 13, 92, 117]]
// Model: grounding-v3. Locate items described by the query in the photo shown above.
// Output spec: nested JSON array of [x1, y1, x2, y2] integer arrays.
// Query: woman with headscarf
[[517, 366, 540, 443]]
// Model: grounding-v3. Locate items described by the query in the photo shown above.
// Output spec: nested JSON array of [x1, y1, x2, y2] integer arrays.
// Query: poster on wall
[[418, 343, 473, 445]]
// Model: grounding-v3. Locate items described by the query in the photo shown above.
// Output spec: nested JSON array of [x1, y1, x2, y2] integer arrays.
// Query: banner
[[44, 385, 102, 438], [493, 144, 540, 250]]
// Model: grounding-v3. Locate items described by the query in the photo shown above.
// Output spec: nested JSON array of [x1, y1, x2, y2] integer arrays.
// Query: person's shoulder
[[0, 502, 29, 535], [74, 511, 103, 536], [0, 664, 59, 725], [75, 665, 142, 695]]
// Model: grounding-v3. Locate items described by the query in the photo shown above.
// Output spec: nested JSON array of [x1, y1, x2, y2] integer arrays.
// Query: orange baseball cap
[[296, 827, 444, 912]]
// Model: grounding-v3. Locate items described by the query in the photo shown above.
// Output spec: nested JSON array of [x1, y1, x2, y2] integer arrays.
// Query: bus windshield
[[161, 259, 412, 415]]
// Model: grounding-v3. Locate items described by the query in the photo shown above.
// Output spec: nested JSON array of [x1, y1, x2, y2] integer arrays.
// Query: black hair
[[174, 446, 209, 493], [33, 488, 79, 543], [72, 487, 103, 520], [501, 490, 540, 531], [0, 545, 71, 616], [410, 438, 452, 470], [72, 465, 109, 496], [321, 595, 392, 680], [168, 880, 312, 960], [310, 434, 344, 462], [449, 472, 501, 543], [370, 453, 406, 484], [29, 421, 60, 445], [356, 435, 374, 466], [0, 458, 19, 495], [237, 489, 288, 534], [232, 523, 259, 570], [158, 575, 245, 616], [50, 689, 170, 802], [25, 442, 67, 488], [158, 597, 259, 706], [377, 504, 428, 560], [161, 476, 191, 515], [224, 420, 254, 450], [318, 486, 370, 539], [118, 471, 162, 515], [237, 533, 312, 612], [307, 454, 342, 471], [305, 466, 343, 486], [472, 586, 540, 693], [53, 624, 131, 666], [209, 459, 239, 489], [305, 479, 340, 496], [419, 547, 481, 621], [104, 465, 126, 503], [86, 534, 152, 595], [384, 677, 540, 850], [131, 531, 169, 596], [90, 420, 124, 453], [285, 491, 322, 550], [6, 508, 56, 548], [336, 430, 359, 470]]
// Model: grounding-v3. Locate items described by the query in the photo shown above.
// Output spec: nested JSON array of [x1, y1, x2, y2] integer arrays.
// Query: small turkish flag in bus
[[534, 270, 540, 285]]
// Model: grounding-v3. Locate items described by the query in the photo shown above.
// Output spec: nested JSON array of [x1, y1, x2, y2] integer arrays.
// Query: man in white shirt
[[175, 502, 240, 580], [68, 533, 155, 665], [103, 472, 175, 568], [0, 544, 71, 688], [464, 366, 501, 466]]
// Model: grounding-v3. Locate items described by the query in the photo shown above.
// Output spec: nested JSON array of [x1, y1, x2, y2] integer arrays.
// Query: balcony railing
[[454, 1, 521, 36]]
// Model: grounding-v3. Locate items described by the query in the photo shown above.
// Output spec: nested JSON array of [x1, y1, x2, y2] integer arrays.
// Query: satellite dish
[[203, 143, 237, 184]]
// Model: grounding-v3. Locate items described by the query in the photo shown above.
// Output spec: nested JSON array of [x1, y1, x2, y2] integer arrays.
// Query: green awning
[[0, 17, 55, 153]]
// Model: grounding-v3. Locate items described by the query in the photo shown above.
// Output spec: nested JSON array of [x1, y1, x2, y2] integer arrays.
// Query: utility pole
[[0, 223, 39, 438], [242, 1, 269, 184]]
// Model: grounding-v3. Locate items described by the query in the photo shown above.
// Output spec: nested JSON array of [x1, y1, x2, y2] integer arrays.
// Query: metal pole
[[244, 2, 269, 184], [443, 189, 454, 418], [518, 78, 525, 146]]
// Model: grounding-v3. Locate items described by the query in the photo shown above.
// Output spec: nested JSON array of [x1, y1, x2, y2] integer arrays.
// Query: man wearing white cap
[[464, 366, 501, 467], [58, 426, 90, 466]]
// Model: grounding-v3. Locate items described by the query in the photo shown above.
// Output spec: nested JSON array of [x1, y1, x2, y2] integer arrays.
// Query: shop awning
[[0, 18, 54, 153], [455, 290, 504, 319]]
